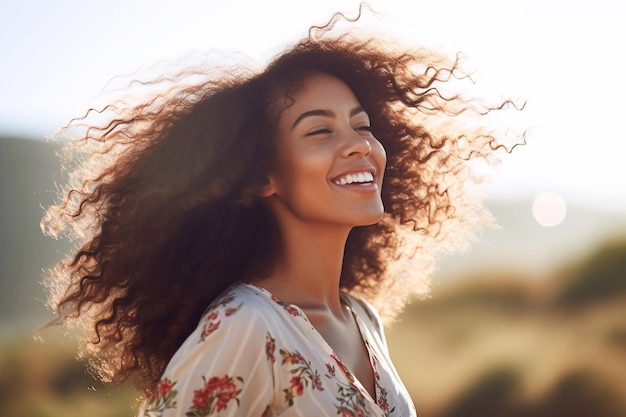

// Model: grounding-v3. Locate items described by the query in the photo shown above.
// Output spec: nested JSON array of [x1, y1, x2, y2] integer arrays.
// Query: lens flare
[[532, 192, 567, 227]]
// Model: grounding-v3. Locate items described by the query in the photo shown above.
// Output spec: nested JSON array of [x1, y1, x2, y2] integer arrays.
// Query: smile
[[333, 171, 374, 185]]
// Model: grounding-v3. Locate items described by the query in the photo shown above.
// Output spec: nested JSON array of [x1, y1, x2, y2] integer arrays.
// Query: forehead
[[275, 72, 362, 120]]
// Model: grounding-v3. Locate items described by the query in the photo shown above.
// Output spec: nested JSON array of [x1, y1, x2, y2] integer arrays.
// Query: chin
[[353, 209, 385, 227]]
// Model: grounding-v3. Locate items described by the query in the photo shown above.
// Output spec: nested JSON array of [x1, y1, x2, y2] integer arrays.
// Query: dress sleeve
[[139, 301, 275, 417]]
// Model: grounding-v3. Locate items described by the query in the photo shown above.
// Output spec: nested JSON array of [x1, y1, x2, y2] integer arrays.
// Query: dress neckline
[[240, 282, 382, 408]]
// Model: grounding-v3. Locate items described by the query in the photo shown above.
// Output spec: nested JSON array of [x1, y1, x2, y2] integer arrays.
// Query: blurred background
[[1, 1, 625, 416]]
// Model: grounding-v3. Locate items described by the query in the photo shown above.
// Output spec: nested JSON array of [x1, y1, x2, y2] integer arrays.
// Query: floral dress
[[139, 283, 416, 417]]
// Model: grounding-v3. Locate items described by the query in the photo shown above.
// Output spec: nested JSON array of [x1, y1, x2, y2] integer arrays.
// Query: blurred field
[[387, 240, 626, 416], [0, 331, 139, 417], [2, 237, 625, 417]]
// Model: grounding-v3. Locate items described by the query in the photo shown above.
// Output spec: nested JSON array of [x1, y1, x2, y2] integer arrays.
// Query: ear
[[259, 173, 277, 198]]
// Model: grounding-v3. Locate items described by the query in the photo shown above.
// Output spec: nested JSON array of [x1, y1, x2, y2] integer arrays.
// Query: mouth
[[332, 171, 375, 186]]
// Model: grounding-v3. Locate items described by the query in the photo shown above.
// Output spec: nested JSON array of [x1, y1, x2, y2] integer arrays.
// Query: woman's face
[[264, 72, 386, 229]]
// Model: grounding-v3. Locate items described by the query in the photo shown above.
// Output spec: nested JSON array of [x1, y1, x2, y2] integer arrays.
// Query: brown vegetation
[[387, 237, 626, 417]]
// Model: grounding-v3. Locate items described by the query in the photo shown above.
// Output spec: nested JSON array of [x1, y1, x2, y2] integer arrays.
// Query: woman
[[42, 9, 521, 417]]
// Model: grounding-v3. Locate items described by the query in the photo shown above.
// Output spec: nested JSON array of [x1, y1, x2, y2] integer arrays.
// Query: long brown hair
[[42, 9, 523, 393]]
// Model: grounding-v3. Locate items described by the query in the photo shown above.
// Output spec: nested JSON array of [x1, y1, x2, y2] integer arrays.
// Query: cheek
[[292, 153, 332, 189], [371, 140, 387, 177], [284, 142, 332, 172], [273, 146, 329, 194]]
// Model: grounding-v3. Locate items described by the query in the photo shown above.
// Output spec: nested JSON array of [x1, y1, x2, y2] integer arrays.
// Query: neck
[[254, 214, 351, 319]]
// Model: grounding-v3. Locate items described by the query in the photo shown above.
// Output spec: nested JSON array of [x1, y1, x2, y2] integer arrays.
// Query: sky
[[1, 0, 625, 215]]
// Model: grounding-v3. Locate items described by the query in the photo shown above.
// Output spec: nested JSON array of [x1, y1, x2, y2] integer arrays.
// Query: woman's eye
[[306, 128, 332, 136], [355, 125, 372, 132]]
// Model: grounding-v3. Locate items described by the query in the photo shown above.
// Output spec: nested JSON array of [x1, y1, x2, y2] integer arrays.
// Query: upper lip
[[330, 165, 378, 184]]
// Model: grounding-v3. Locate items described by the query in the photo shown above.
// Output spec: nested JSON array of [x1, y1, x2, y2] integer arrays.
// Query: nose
[[341, 130, 372, 158]]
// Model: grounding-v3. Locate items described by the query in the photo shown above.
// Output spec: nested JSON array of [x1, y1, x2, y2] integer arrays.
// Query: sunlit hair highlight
[[42, 10, 524, 394]]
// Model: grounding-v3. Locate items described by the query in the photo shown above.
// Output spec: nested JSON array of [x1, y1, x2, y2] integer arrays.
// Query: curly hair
[[41, 10, 523, 394]]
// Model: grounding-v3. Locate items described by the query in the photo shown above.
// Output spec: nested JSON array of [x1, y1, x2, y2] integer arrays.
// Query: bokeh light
[[532, 192, 567, 227]]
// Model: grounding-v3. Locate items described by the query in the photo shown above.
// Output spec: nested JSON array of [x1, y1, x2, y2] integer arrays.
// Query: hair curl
[[42, 10, 523, 394]]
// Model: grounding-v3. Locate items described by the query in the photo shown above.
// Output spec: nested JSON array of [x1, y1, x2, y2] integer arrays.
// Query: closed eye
[[305, 128, 332, 136], [355, 125, 372, 132]]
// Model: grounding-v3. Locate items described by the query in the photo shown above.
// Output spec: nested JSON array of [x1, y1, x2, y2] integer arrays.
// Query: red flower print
[[215, 295, 235, 308], [339, 407, 367, 417], [340, 409, 356, 417], [265, 333, 276, 363], [284, 304, 301, 317], [279, 348, 324, 406], [199, 295, 243, 343], [332, 380, 369, 417], [186, 375, 243, 416], [338, 406, 366, 417], [192, 388, 209, 408], [157, 379, 174, 397], [200, 319, 221, 342], [312, 375, 324, 391], [280, 350, 305, 365], [225, 303, 242, 316], [290, 375, 304, 396], [143, 378, 177, 416], [371, 354, 381, 381], [325, 363, 335, 375], [378, 395, 390, 412], [331, 353, 355, 383], [376, 386, 395, 414]]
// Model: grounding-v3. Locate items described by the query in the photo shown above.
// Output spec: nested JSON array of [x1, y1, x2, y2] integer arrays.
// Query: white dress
[[138, 283, 416, 417]]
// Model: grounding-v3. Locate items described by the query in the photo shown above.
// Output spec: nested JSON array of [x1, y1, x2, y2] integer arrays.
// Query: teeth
[[334, 172, 374, 185]]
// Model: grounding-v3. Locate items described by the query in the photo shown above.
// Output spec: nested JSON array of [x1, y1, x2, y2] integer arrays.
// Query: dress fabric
[[139, 283, 416, 417]]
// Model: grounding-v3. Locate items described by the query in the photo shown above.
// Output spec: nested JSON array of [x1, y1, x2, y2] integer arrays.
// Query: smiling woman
[[40, 7, 521, 417]]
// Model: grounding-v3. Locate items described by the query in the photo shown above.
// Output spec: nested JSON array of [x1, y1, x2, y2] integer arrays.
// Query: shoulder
[[196, 284, 279, 341], [143, 285, 279, 416], [168, 284, 279, 362]]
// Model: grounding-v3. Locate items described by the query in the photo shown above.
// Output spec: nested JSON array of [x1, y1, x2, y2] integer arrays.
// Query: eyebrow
[[291, 106, 367, 129]]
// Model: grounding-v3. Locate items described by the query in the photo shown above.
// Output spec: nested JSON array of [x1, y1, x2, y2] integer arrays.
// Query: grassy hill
[[0, 137, 73, 328]]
